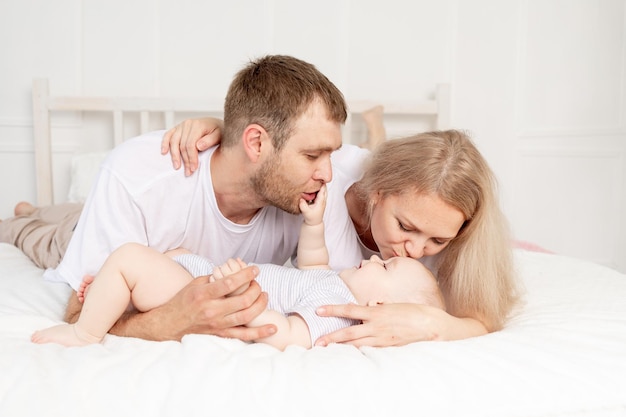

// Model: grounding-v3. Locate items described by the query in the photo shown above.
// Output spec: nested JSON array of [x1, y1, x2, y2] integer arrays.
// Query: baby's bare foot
[[31, 324, 102, 346], [77, 275, 95, 303], [14, 201, 36, 216]]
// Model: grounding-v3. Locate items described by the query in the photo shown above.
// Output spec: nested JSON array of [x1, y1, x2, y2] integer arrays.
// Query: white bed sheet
[[1, 242, 625, 417]]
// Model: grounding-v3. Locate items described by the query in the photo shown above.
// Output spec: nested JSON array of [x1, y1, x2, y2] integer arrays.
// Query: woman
[[162, 119, 520, 347]]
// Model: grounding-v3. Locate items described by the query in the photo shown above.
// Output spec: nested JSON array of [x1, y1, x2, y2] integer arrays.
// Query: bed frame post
[[436, 83, 451, 130], [113, 111, 124, 147], [32, 78, 53, 206]]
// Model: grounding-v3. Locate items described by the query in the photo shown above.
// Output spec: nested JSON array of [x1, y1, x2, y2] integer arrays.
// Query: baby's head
[[339, 255, 445, 310]]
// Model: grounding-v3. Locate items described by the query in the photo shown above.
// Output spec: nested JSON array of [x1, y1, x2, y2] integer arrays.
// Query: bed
[[1, 80, 625, 417]]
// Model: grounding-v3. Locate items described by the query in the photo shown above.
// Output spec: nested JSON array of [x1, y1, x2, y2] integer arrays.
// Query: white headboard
[[31, 79, 450, 206]]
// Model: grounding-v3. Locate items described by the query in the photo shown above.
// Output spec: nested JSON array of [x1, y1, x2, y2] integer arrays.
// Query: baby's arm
[[297, 184, 330, 270], [213, 259, 312, 350], [248, 311, 311, 350]]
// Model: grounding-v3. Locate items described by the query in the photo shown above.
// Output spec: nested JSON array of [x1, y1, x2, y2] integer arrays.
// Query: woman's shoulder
[[331, 144, 370, 181]]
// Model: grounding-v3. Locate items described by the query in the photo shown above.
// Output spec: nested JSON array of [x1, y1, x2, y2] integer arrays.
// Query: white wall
[[1, 0, 625, 272]]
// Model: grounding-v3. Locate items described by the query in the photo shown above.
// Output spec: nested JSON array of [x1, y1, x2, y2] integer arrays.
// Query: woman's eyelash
[[398, 221, 409, 231]]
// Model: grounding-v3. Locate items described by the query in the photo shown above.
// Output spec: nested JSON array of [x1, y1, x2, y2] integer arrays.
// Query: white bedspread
[[1, 242, 625, 417]]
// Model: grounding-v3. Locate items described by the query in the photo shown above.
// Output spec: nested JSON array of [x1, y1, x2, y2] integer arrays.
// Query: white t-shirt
[[44, 131, 370, 290]]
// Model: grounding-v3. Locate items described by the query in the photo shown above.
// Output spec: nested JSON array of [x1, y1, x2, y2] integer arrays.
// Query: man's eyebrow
[[305, 144, 342, 153]]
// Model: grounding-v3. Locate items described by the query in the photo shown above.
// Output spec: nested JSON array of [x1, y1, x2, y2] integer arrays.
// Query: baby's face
[[341, 255, 438, 306]]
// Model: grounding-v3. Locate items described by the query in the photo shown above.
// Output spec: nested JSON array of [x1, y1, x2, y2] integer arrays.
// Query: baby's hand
[[212, 258, 250, 296], [212, 258, 248, 280], [299, 183, 327, 225]]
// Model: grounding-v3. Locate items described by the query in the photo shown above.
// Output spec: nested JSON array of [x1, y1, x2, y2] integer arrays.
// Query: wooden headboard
[[31, 79, 450, 206]]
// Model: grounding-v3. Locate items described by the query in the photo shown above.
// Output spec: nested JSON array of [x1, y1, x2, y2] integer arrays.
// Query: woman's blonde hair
[[358, 130, 519, 331]]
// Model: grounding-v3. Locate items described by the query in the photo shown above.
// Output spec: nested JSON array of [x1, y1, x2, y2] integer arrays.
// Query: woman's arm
[[314, 303, 488, 347], [161, 117, 224, 176]]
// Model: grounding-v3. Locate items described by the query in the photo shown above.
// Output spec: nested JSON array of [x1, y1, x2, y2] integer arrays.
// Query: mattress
[[1, 242, 625, 417]]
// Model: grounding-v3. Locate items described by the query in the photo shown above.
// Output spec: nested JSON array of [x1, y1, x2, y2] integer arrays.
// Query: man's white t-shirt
[[44, 130, 371, 290]]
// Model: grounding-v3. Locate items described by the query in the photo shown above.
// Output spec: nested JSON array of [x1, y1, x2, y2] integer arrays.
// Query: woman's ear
[[242, 124, 268, 163], [369, 191, 382, 206]]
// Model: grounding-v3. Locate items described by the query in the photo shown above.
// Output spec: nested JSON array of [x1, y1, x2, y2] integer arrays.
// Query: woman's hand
[[314, 303, 488, 347], [161, 117, 224, 176]]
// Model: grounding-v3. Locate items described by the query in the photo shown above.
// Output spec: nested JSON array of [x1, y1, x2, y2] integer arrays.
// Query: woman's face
[[369, 191, 465, 260]]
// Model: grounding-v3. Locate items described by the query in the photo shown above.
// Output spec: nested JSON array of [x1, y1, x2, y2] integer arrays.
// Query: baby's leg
[[31, 243, 193, 346], [31, 323, 103, 346]]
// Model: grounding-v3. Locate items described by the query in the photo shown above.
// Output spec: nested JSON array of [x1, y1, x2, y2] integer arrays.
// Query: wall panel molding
[[0, 143, 79, 153], [516, 127, 626, 138], [515, 0, 626, 136], [512, 147, 624, 270]]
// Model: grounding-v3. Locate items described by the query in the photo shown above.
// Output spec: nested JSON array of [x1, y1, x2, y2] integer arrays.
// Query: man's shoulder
[[103, 130, 166, 171], [107, 130, 166, 158], [101, 130, 213, 197], [106, 131, 215, 169]]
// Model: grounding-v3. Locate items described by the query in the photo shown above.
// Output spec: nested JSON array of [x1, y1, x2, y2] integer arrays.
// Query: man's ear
[[242, 124, 268, 163]]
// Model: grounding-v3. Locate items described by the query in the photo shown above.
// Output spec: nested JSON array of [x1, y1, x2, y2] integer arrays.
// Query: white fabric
[[308, 144, 370, 268], [3, 243, 626, 417], [44, 131, 365, 290], [67, 151, 109, 203]]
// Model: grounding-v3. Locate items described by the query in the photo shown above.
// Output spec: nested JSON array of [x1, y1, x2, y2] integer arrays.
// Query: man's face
[[251, 100, 342, 214]]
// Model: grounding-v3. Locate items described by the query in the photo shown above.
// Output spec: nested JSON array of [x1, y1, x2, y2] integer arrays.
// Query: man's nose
[[314, 156, 332, 183]]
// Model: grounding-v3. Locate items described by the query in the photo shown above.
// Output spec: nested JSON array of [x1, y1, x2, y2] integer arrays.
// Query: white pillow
[[67, 151, 109, 203]]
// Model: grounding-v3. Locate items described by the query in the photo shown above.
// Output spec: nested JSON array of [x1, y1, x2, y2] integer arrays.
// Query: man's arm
[[66, 266, 276, 341]]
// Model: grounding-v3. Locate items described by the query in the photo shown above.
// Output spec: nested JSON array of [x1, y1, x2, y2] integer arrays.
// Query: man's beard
[[250, 153, 302, 215]]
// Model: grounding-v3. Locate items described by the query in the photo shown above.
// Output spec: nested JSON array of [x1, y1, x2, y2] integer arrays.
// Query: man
[[35, 55, 363, 342]]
